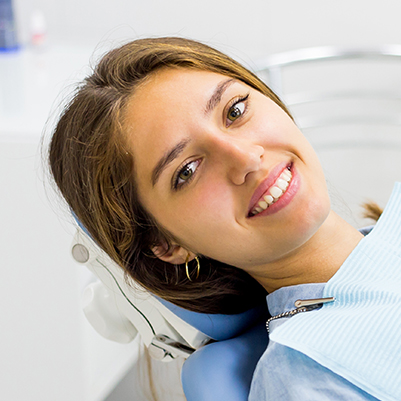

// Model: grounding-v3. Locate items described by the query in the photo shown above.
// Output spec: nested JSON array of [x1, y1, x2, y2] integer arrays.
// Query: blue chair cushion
[[157, 297, 269, 340], [181, 320, 269, 401]]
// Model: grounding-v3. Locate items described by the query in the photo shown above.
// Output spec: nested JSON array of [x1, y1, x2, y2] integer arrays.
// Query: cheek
[[175, 181, 234, 231], [197, 179, 232, 209], [144, 178, 234, 243]]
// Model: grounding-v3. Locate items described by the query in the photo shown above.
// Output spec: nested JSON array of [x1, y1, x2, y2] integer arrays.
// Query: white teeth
[[281, 170, 292, 181], [276, 179, 289, 191], [250, 167, 293, 216], [270, 186, 283, 199], [258, 200, 268, 210], [264, 194, 274, 205]]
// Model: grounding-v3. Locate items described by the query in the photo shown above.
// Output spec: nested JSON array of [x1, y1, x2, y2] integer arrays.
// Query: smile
[[250, 167, 293, 216]]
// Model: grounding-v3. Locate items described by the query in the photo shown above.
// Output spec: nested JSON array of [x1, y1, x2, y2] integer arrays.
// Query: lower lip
[[249, 166, 300, 218]]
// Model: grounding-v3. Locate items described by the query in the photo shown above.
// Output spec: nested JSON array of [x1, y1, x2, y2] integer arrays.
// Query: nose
[[213, 136, 264, 185]]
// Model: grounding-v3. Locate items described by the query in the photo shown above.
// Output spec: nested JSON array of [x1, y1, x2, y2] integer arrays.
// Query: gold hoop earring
[[185, 254, 200, 281]]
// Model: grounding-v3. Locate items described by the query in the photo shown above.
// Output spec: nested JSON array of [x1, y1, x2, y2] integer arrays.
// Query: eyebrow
[[205, 78, 236, 115], [152, 138, 191, 186], [151, 78, 236, 187]]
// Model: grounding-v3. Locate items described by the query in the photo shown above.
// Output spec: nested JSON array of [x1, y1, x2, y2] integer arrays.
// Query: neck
[[253, 211, 364, 293]]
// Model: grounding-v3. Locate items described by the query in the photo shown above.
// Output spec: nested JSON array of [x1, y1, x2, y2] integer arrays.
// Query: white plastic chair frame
[[72, 229, 210, 362]]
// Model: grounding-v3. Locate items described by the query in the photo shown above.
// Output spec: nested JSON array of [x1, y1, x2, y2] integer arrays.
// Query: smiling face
[[124, 68, 331, 279]]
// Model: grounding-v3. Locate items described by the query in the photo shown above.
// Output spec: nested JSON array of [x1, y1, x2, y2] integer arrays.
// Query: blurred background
[[1, 0, 401, 400]]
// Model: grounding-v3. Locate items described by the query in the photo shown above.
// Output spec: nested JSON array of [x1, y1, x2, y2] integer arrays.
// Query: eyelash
[[225, 93, 250, 127], [171, 93, 250, 191]]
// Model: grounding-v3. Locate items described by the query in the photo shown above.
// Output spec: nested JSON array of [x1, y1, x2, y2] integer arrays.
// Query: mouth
[[248, 163, 294, 217]]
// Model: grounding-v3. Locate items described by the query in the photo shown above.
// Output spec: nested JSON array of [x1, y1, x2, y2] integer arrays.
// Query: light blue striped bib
[[270, 182, 401, 401]]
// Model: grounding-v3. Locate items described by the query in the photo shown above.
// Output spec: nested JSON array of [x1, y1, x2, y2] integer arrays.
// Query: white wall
[[2, 1, 401, 400], [13, 0, 401, 59]]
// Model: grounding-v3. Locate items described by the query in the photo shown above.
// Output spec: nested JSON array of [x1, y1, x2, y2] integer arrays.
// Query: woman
[[49, 37, 400, 400]]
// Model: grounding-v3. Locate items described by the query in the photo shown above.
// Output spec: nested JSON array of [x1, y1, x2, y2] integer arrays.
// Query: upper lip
[[247, 161, 291, 216]]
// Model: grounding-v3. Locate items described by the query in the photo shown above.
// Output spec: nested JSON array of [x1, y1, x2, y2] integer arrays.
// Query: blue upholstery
[[76, 213, 269, 400], [181, 320, 269, 401], [158, 296, 269, 400], [157, 297, 269, 340]]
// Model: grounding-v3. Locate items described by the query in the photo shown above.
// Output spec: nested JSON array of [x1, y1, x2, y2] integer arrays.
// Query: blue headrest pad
[[157, 297, 269, 341], [73, 213, 269, 340], [181, 320, 269, 401]]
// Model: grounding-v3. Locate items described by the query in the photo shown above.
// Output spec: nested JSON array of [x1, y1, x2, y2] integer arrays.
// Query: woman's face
[[125, 68, 331, 276]]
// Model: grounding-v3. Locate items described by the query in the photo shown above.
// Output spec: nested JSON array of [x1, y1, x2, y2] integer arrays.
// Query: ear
[[151, 242, 195, 265]]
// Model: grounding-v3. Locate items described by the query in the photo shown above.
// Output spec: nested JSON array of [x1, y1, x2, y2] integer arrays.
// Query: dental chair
[[70, 46, 401, 401], [72, 227, 269, 401]]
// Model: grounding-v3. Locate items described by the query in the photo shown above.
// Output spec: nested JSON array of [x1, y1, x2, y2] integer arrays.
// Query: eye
[[226, 94, 249, 126], [173, 159, 201, 190], [228, 102, 245, 121]]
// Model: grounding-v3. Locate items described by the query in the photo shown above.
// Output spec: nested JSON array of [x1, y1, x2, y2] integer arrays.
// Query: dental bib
[[270, 182, 401, 401]]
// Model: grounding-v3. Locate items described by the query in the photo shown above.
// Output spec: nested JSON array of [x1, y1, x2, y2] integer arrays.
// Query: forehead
[[125, 68, 227, 135], [127, 68, 232, 114]]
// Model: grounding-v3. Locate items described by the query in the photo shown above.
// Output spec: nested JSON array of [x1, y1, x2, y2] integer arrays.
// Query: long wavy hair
[[49, 37, 293, 314]]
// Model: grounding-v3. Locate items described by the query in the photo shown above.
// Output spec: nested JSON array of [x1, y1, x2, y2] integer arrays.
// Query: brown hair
[[49, 37, 292, 314], [362, 201, 383, 221]]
